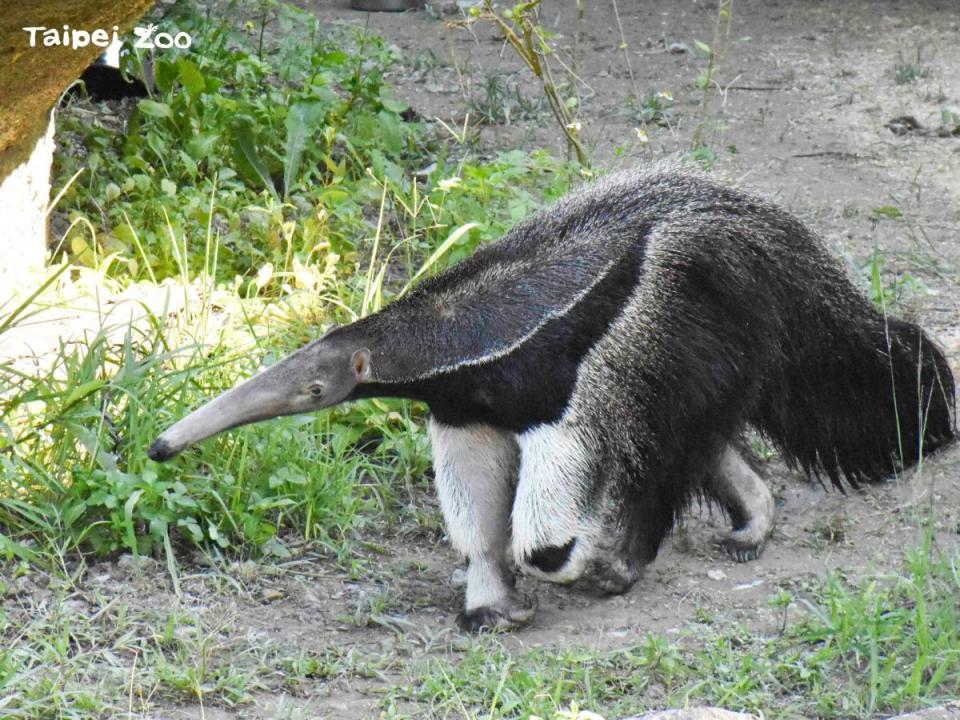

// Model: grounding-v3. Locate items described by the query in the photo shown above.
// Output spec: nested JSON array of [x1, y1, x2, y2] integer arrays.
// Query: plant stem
[[480, 0, 590, 166]]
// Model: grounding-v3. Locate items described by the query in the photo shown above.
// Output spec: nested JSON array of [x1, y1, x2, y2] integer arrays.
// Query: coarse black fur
[[352, 241, 647, 432], [557, 172, 954, 563], [528, 539, 578, 574], [754, 315, 955, 487]]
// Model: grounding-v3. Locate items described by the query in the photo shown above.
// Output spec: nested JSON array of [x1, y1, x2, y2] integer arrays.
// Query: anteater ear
[[351, 348, 372, 381]]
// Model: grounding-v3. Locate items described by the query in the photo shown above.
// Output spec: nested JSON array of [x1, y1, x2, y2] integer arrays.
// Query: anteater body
[[149, 168, 955, 630]]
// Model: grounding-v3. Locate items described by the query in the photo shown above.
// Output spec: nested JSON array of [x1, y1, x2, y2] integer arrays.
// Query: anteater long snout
[[147, 365, 302, 462]]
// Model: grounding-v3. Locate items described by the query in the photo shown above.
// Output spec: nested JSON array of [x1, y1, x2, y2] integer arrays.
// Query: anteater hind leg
[[707, 444, 776, 562], [428, 419, 536, 631]]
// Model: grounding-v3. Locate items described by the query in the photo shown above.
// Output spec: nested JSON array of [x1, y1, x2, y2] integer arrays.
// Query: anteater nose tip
[[147, 437, 175, 462]]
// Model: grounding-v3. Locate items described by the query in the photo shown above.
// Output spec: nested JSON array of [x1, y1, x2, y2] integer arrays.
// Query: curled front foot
[[456, 593, 538, 632]]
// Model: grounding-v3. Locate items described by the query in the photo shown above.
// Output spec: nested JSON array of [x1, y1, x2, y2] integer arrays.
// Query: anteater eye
[[308, 382, 325, 398]]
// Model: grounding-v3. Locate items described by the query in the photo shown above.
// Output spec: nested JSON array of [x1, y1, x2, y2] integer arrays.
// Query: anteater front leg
[[428, 420, 536, 631]]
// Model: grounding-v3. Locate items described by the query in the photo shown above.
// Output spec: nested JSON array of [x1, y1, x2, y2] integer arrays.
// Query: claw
[[717, 532, 764, 563], [456, 593, 538, 632]]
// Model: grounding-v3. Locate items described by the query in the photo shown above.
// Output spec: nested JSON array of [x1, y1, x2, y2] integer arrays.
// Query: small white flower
[[255, 262, 274, 290], [634, 126, 649, 143], [438, 176, 462, 192], [565, 120, 582, 132]]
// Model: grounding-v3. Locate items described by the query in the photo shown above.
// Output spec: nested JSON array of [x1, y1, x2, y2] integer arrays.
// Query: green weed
[[940, 107, 960, 135], [470, 0, 590, 166], [390, 635, 684, 719], [864, 249, 926, 314], [54, 0, 423, 283], [387, 540, 960, 719], [894, 54, 930, 85], [9, 0, 579, 568], [468, 72, 543, 126], [623, 90, 676, 129], [0, 563, 353, 716], [0, 265, 436, 565]]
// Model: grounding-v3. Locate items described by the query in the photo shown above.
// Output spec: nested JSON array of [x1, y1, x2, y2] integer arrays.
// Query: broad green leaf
[[283, 101, 325, 198], [138, 99, 172, 119], [177, 58, 206, 97], [232, 117, 278, 198], [381, 97, 408, 114], [186, 133, 218, 160], [153, 58, 177, 94]]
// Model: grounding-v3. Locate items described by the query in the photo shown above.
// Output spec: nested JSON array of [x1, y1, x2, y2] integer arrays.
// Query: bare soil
[[9, 1, 960, 718]]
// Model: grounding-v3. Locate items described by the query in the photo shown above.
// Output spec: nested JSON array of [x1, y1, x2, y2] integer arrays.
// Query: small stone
[[261, 588, 284, 602], [707, 568, 727, 581], [624, 708, 759, 720], [668, 42, 690, 54], [116, 554, 158, 574], [450, 567, 468, 587], [424, 0, 459, 15], [236, 560, 259, 582]]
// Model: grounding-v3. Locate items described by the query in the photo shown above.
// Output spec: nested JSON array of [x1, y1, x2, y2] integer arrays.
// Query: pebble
[[707, 568, 727, 581], [261, 588, 284, 602], [117, 554, 159, 573], [624, 709, 759, 719]]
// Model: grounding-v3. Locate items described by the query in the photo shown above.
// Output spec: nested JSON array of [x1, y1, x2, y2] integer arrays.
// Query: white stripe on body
[[389, 252, 624, 383]]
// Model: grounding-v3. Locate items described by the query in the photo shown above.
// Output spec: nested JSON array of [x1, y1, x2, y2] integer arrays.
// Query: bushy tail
[[754, 312, 956, 487]]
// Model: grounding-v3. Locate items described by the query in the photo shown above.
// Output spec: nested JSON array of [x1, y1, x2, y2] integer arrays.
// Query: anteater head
[[147, 336, 372, 462]]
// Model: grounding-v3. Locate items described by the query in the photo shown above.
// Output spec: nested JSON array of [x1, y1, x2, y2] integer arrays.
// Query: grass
[[5, 0, 578, 567], [893, 48, 930, 86], [4, 530, 958, 718], [0, 554, 391, 716], [385, 534, 960, 719], [0, 260, 431, 565], [0, 3, 580, 709], [467, 71, 543, 126], [469, 0, 590, 166]]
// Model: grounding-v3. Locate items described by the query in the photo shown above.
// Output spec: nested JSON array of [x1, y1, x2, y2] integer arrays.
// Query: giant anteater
[[149, 167, 956, 630]]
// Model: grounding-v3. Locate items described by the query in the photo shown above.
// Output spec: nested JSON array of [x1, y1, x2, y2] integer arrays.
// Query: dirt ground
[[9, 1, 960, 718]]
